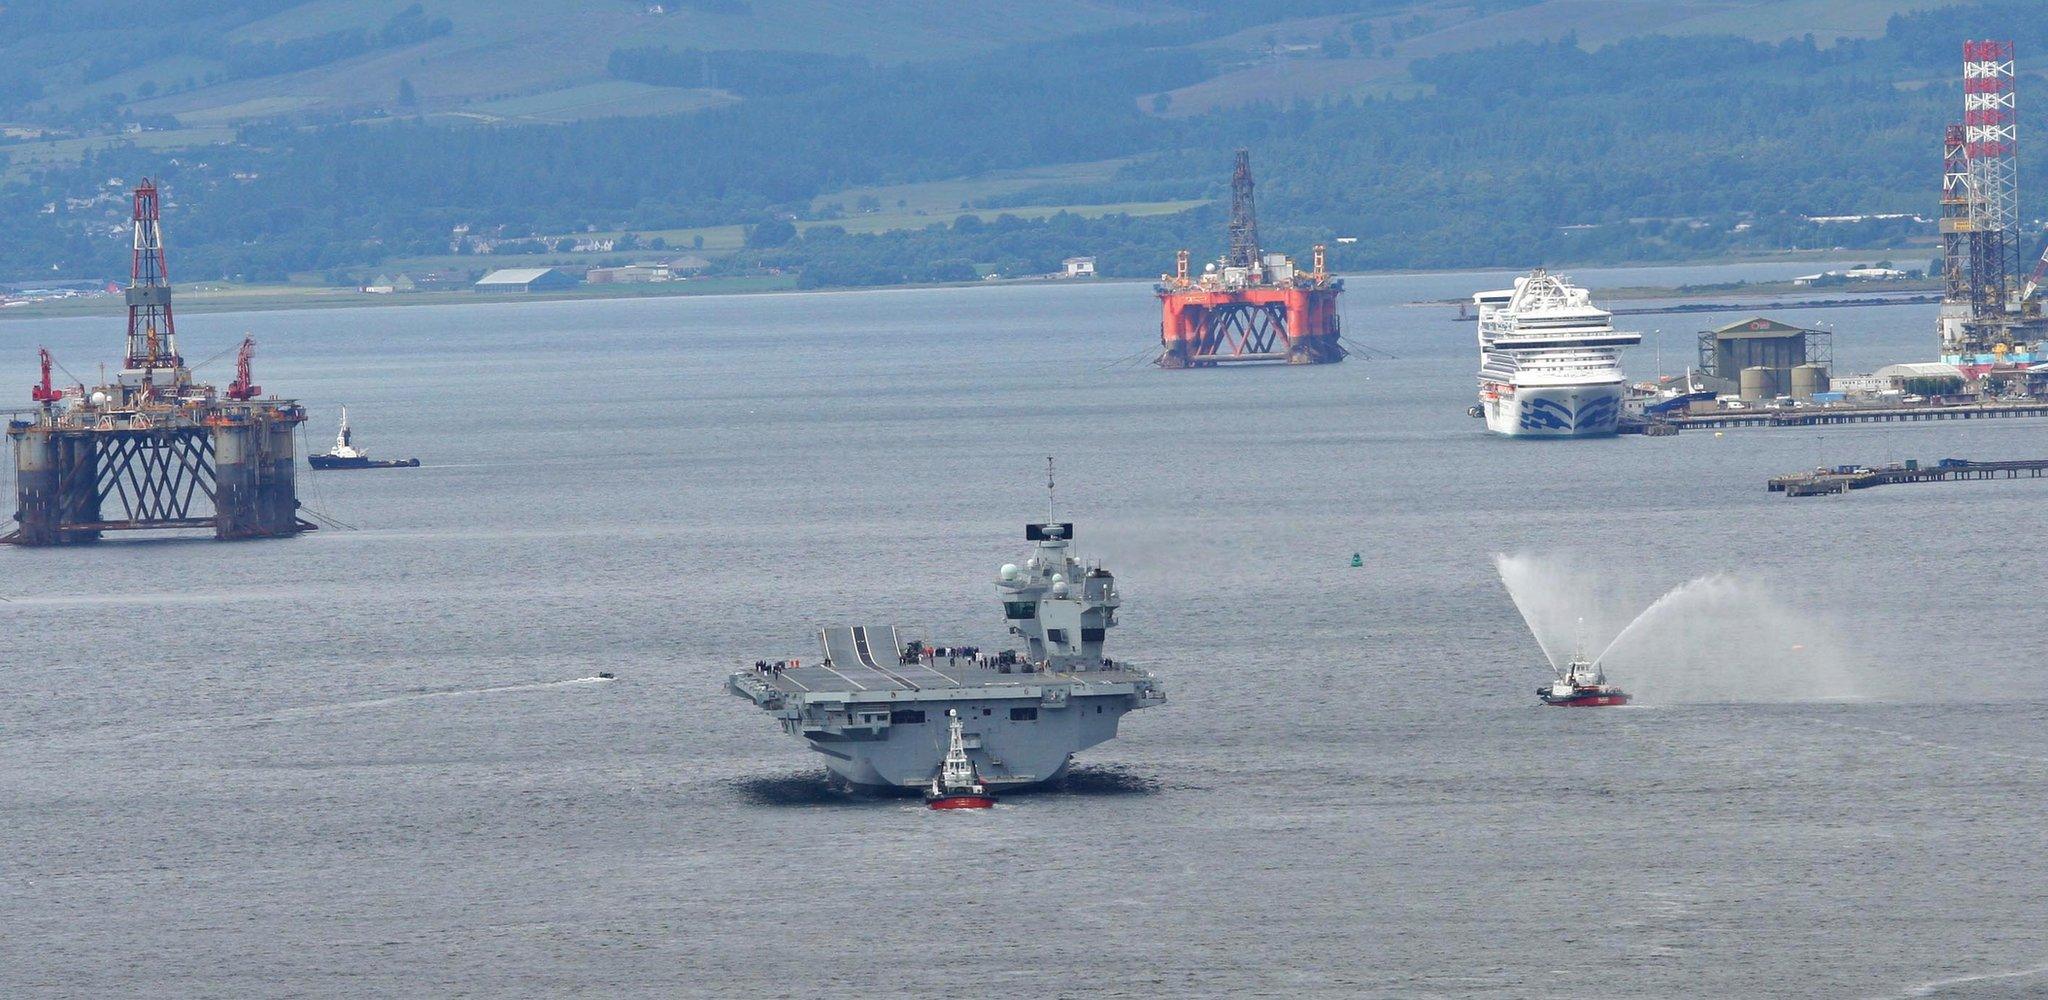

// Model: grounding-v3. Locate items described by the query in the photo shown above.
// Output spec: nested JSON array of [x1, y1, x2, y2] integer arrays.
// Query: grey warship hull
[[729, 626, 1163, 790], [729, 516, 1164, 791]]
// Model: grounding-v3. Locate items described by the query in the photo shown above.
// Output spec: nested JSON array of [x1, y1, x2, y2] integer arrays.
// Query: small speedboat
[[309, 407, 420, 470], [1539, 648, 1630, 707], [925, 710, 996, 810]]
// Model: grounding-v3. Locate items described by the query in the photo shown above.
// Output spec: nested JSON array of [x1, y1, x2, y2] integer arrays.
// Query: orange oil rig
[[1155, 150, 1343, 368]]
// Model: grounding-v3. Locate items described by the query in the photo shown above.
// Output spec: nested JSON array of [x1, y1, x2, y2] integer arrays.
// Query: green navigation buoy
[[1350, 552, 1363, 568]]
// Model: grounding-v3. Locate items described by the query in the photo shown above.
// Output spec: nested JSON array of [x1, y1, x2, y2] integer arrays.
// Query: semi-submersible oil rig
[[5, 179, 310, 546], [1938, 40, 2048, 377], [1154, 150, 1344, 368]]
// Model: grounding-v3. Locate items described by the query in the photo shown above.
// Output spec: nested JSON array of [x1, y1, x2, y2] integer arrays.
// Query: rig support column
[[211, 411, 306, 540], [7, 422, 102, 546]]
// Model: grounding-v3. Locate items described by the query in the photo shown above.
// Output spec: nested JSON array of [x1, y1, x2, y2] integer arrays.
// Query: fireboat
[[1538, 643, 1631, 708], [925, 710, 997, 810]]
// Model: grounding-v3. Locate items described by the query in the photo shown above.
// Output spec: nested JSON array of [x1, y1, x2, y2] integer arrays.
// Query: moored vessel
[[727, 476, 1164, 793], [308, 407, 420, 470], [1474, 270, 1641, 437], [925, 710, 997, 809]]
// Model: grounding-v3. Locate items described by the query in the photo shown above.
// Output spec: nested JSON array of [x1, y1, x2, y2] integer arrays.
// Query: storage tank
[[1790, 364, 1830, 400], [1739, 366, 1775, 401]]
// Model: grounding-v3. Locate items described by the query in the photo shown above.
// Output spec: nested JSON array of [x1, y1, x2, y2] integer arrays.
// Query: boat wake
[[1801, 717, 2048, 768], [6, 675, 616, 750], [262, 675, 615, 720], [1896, 961, 2048, 997]]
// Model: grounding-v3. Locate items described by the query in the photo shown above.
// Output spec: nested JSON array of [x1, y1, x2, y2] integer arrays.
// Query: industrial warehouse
[[1613, 39, 2048, 436]]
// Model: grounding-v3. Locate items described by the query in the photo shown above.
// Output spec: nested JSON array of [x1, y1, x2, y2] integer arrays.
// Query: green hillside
[[0, 0, 2040, 291], [4, 0, 1162, 128]]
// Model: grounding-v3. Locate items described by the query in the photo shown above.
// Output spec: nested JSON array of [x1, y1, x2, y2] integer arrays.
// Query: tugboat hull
[[926, 792, 997, 810], [309, 455, 420, 470], [1538, 686, 1630, 707]]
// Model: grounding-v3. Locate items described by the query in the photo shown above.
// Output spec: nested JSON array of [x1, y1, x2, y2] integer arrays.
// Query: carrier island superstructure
[[727, 520, 1164, 791]]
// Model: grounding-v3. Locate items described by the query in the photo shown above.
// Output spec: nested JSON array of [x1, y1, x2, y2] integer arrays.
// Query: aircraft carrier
[[727, 519, 1165, 791]]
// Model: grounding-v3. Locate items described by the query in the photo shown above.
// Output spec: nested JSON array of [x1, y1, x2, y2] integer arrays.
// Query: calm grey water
[[2, 262, 2045, 998]]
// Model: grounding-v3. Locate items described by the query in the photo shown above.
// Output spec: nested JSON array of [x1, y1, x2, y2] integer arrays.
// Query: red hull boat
[[926, 792, 998, 810], [1538, 638, 1630, 707], [1539, 684, 1630, 707], [925, 709, 998, 810]]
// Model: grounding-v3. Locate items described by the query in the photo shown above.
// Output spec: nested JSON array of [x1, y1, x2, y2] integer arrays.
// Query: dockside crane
[[30, 347, 62, 407], [226, 336, 260, 401]]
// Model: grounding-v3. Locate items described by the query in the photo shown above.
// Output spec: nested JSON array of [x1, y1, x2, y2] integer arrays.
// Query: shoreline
[[0, 247, 1921, 321]]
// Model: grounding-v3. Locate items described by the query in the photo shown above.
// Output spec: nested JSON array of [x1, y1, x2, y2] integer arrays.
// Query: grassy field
[[378, 195, 1204, 276], [11, 0, 1936, 134], [94, 0, 1161, 129], [448, 81, 737, 125], [547, 197, 1210, 254], [0, 127, 238, 178], [0, 274, 805, 320], [1149, 0, 1933, 116], [0, 243, 1930, 322], [807, 158, 1144, 216]]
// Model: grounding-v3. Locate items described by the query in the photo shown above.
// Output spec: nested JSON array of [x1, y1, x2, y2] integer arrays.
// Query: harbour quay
[[1767, 458, 2048, 497]]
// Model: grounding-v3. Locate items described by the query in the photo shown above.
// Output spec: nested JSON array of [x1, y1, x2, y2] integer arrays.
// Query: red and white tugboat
[[925, 710, 997, 810], [1538, 634, 1631, 707]]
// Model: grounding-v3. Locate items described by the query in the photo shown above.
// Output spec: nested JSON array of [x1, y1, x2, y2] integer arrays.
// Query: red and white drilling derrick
[[5, 177, 311, 545], [1939, 40, 2048, 372], [1154, 150, 1344, 368]]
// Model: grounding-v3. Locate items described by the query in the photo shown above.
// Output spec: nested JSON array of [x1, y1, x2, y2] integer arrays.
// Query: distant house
[[663, 254, 712, 275], [474, 267, 581, 292], [1062, 256, 1097, 277]]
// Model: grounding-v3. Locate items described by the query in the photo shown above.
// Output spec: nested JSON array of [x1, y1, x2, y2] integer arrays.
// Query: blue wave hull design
[[1486, 385, 1624, 438]]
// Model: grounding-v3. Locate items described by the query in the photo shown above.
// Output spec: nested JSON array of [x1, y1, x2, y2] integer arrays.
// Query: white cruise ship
[[1473, 270, 1640, 437]]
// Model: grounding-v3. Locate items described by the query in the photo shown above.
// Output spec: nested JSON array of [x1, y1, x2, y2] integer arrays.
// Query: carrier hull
[[731, 666, 1159, 790], [730, 516, 1163, 794]]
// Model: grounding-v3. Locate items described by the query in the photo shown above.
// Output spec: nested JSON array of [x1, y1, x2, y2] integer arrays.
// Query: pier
[[1623, 399, 2048, 434], [1768, 458, 2048, 497]]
